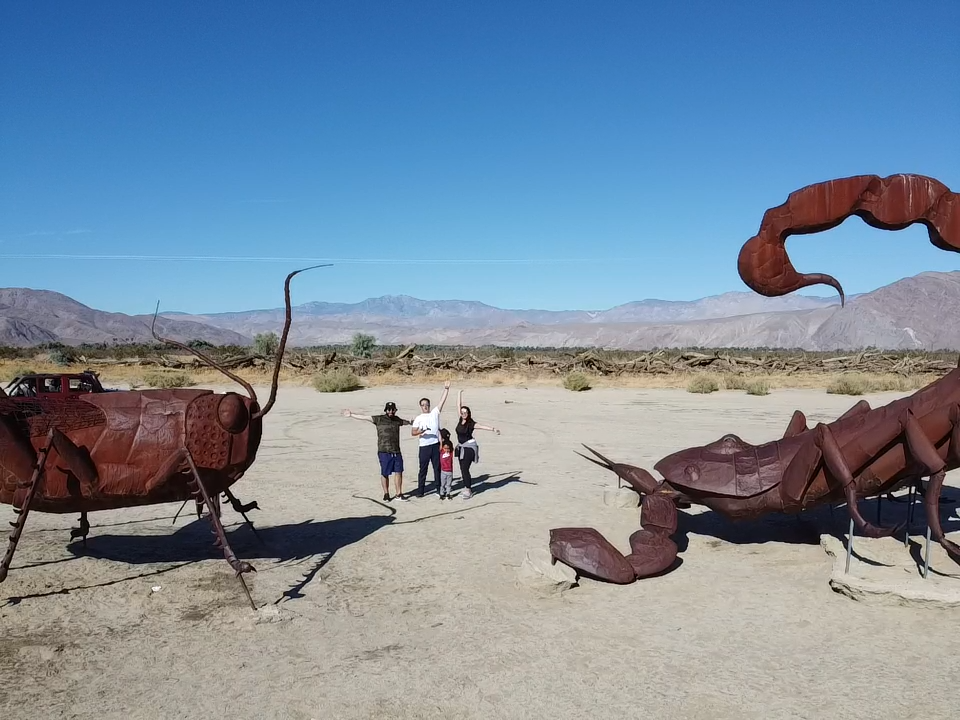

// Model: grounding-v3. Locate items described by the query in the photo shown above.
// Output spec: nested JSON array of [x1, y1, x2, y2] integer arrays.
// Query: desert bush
[[562, 371, 592, 391], [744, 379, 770, 396], [826, 373, 872, 396], [48, 348, 73, 366], [253, 332, 279, 357], [722, 373, 746, 390], [313, 368, 363, 392], [351, 333, 376, 358], [687, 375, 719, 394], [142, 371, 195, 388]]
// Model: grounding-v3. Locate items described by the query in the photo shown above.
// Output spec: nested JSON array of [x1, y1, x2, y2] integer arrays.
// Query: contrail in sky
[[0, 254, 627, 264]]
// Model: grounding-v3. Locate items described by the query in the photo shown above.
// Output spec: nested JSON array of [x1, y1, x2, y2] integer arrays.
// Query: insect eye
[[217, 393, 249, 434]]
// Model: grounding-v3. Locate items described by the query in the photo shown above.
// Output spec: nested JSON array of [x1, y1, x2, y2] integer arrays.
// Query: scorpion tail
[[737, 173, 960, 308], [252, 264, 331, 420], [576, 444, 661, 496]]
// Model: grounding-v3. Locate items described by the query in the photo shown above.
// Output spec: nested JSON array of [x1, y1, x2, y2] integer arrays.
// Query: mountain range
[[2, 271, 958, 351]]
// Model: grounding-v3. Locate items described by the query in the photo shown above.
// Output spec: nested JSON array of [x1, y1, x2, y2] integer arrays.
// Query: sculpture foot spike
[[183, 449, 257, 610], [0, 429, 54, 583], [223, 489, 264, 546], [69, 512, 90, 548]]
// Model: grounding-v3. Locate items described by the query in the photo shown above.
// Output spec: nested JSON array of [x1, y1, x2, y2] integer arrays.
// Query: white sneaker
[[397, 495, 409, 502], [461, 490, 473, 500]]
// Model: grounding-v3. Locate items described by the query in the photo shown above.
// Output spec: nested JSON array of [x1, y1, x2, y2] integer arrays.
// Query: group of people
[[342, 380, 501, 502]]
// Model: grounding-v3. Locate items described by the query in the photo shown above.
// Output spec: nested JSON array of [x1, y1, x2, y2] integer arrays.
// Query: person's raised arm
[[342, 409, 373, 423], [474, 423, 501, 435], [458, 389, 464, 413], [436, 380, 451, 413]]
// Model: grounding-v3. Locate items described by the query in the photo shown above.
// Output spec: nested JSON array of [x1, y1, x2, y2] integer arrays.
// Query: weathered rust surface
[[0, 265, 326, 608], [551, 175, 960, 585], [738, 173, 960, 304]]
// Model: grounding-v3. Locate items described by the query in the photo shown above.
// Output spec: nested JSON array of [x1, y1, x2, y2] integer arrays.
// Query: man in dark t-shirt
[[342, 402, 412, 501]]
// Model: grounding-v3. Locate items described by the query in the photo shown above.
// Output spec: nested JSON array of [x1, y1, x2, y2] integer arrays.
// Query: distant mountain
[[0, 288, 250, 347], [178, 289, 840, 334], [2, 271, 957, 350], [160, 271, 956, 350]]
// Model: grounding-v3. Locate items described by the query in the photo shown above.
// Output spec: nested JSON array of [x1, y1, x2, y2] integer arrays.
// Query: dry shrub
[[744, 379, 770, 396], [562, 372, 592, 392], [313, 368, 363, 392], [722, 373, 746, 390], [142, 371, 195, 389], [826, 373, 872, 396], [687, 375, 719, 394]]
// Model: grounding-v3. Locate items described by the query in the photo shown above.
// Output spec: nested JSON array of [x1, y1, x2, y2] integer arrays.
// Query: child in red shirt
[[439, 439, 454, 499]]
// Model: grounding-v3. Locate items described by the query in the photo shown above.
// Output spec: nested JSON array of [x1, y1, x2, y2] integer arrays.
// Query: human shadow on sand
[[453, 470, 531, 496]]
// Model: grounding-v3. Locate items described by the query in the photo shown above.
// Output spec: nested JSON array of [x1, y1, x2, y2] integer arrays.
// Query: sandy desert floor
[[1, 384, 958, 719]]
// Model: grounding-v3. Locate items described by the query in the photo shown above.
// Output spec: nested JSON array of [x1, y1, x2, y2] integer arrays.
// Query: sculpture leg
[[911, 406, 960, 562], [222, 489, 264, 546], [922, 471, 960, 561], [0, 429, 55, 583], [183, 449, 256, 610], [817, 423, 903, 538]]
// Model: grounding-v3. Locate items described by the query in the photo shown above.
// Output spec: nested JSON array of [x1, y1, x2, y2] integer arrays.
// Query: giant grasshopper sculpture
[[0, 265, 325, 608], [549, 174, 960, 584]]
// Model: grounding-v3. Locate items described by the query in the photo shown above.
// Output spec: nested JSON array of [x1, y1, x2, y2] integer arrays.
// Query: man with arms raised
[[342, 401, 412, 502], [411, 381, 451, 498]]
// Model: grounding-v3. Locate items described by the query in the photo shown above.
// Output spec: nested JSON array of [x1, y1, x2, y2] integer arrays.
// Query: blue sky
[[1, 1, 958, 315]]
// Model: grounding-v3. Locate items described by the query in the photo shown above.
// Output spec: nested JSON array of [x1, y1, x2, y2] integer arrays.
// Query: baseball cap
[[384, 402, 397, 411]]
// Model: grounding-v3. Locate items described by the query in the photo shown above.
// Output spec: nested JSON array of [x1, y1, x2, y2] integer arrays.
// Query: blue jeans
[[417, 443, 441, 495]]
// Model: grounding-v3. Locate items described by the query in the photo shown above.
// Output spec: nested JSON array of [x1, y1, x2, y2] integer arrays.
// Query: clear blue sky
[[2, 1, 958, 315]]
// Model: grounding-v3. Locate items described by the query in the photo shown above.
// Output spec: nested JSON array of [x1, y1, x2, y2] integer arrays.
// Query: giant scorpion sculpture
[[0, 265, 325, 608], [550, 173, 960, 584]]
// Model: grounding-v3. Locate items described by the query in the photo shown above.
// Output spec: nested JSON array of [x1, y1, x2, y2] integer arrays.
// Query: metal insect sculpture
[[0, 264, 326, 608], [549, 173, 960, 584]]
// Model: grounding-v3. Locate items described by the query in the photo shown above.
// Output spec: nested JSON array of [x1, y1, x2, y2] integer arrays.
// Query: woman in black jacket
[[455, 389, 500, 499]]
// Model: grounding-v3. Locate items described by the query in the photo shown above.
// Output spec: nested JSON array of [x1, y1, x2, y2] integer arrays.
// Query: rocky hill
[[0, 288, 250, 347], [2, 271, 958, 350]]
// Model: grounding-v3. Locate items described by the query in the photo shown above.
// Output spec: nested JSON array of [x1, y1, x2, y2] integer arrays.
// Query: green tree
[[351, 332, 376, 358], [254, 332, 279, 357]]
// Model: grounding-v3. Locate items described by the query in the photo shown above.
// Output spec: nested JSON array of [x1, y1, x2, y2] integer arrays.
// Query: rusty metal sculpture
[[550, 174, 960, 584], [0, 265, 325, 608]]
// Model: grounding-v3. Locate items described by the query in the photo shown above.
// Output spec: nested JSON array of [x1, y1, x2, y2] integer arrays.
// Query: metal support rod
[[923, 523, 932, 579], [845, 515, 855, 574], [0, 429, 55, 583]]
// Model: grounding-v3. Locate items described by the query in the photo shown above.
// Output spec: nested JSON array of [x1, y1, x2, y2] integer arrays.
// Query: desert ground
[[1, 383, 957, 719]]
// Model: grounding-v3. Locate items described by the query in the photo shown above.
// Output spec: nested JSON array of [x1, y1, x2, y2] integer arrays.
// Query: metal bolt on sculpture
[[549, 173, 960, 584], [0, 265, 327, 609]]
